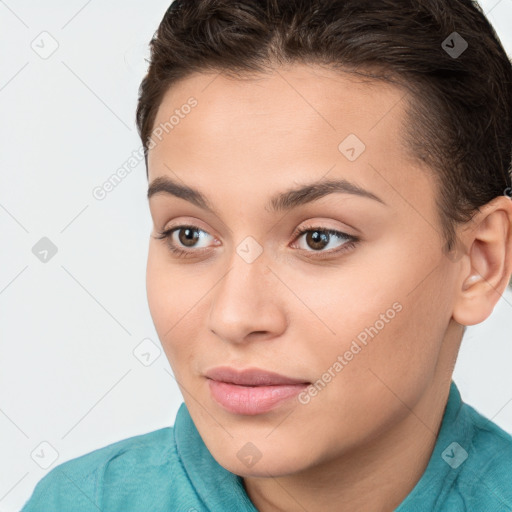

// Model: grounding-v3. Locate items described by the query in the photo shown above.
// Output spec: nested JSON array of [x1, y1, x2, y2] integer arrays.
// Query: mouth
[[205, 366, 311, 415]]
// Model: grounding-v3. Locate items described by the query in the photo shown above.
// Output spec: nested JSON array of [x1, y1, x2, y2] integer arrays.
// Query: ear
[[452, 194, 512, 326]]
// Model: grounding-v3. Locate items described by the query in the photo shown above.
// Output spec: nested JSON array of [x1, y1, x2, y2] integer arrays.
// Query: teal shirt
[[21, 381, 512, 511]]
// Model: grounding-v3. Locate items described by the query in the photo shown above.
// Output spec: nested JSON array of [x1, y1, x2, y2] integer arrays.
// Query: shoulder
[[20, 426, 181, 511], [453, 401, 512, 509]]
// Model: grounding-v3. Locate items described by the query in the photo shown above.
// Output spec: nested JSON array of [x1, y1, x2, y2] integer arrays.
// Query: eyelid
[[291, 221, 355, 239]]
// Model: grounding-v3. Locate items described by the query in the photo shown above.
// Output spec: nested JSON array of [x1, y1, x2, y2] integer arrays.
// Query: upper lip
[[205, 366, 310, 386]]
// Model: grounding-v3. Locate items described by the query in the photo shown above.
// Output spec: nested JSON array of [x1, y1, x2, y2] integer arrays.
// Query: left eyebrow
[[147, 176, 387, 215]]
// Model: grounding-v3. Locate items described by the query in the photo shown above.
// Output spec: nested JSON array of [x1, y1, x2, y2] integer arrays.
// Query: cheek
[[311, 241, 450, 403], [146, 245, 209, 375], [289, 276, 450, 457], [146, 247, 186, 355], [146, 245, 171, 333], [345, 274, 451, 418]]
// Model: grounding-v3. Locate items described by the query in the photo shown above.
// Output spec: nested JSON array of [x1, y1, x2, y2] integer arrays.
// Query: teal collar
[[174, 402, 258, 511], [395, 380, 466, 510]]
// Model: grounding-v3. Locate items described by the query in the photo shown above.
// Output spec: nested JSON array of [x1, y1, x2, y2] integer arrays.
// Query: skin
[[145, 63, 512, 512]]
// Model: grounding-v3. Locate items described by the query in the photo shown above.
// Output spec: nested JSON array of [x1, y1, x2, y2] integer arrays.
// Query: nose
[[207, 251, 288, 345]]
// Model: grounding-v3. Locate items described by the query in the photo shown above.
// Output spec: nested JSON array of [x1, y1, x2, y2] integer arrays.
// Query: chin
[[208, 439, 314, 479], [221, 457, 303, 479]]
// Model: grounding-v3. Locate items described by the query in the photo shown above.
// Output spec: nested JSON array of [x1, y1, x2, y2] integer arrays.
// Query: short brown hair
[[136, 0, 512, 252]]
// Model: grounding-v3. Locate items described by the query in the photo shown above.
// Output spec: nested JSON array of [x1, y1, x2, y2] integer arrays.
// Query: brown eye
[[154, 224, 216, 258], [177, 227, 201, 248], [294, 227, 356, 254], [304, 230, 330, 251]]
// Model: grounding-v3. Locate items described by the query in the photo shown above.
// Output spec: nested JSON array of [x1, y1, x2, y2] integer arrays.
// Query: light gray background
[[1, 1, 511, 510]]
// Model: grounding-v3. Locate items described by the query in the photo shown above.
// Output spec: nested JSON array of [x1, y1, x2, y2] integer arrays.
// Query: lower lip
[[207, 379, 309, 415]]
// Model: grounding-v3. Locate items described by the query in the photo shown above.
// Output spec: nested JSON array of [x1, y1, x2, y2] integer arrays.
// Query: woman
[[21, 0, 512, 510]]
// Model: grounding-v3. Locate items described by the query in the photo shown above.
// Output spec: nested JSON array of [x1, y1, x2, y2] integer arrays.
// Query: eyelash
[[154, 224, 360, 260]]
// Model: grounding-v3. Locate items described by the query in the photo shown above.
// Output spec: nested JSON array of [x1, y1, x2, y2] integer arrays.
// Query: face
[[146, 64, 461, 477]]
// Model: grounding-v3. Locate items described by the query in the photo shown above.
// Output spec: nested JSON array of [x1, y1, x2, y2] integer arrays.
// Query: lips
[[204, 366, 310, 386], [205, 366, 311, 415]]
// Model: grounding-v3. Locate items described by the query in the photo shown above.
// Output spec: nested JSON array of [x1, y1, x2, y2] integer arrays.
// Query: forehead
[[147, 63, 430, 212]]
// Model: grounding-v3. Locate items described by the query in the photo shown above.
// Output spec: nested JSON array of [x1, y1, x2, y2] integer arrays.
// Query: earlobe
[[452, 196, 512, 326]]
